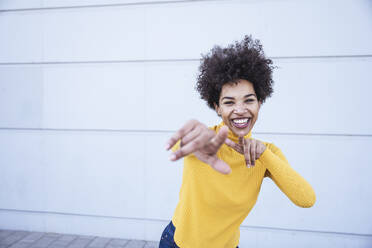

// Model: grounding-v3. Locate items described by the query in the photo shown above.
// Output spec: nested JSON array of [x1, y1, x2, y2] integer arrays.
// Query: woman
[[159, 35, 316, 248]]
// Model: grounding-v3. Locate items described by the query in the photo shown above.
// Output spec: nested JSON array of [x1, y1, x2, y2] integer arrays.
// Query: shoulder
[[209, 124, 220, 133], [260, 141, 283, 155], [260, 141, 289, 163], [263, 142, 278, 151]]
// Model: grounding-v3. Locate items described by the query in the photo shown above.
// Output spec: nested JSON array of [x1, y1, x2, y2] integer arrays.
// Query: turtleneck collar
[[216, 121, 252, 143]]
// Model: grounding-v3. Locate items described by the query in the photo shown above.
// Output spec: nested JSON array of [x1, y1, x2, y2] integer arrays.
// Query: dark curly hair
[[196, 35, 275, 109]]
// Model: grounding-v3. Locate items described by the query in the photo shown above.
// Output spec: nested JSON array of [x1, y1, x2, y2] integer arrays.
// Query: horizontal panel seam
[[0, 208, 371, 237], [0, 0, 224, 12], [0, 127, 371, 137], [0, 55, 371, 66]]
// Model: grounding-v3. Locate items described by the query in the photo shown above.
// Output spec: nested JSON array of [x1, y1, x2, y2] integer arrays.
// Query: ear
[[214, 103, 221, 116]]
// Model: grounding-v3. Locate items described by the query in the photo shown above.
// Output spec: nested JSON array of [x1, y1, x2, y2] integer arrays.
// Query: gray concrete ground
[[0, 230, 159, 248]]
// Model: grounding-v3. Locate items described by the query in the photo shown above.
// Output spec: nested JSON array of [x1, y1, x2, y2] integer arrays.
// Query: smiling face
[[214, 79, 261, 137]]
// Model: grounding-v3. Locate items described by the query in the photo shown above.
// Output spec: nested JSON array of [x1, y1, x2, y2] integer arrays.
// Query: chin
[[230, 126, 251, 137], [235, 130, 250, 137]]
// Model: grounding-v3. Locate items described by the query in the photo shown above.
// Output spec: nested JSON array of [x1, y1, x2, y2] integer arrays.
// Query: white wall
[[1, 0, 372, 247]]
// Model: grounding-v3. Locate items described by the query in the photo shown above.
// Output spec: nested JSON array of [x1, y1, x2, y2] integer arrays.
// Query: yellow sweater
[[171, 122, 316, 248]]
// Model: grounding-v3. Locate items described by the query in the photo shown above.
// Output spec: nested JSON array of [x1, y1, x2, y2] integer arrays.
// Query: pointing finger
[[225, 138, 243, 154], [239, 137, 244, 147], [251, 139, 256, 166], [243, 138, 251, 167], [225, 138, 240, 152]]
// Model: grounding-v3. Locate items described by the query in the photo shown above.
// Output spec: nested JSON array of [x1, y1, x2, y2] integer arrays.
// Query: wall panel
[[143, 0, 372, 59], [0, 0, 42, 10], [1, 0, 371, 63], [144, 132, 183, 221], [0, 12, 43, 63], [3, 58, 371, 135], [0, 66, 43, 128], [0, 131, 45, 210], [42, 63, 146, 130], [45, 0, 186, 8], [256, 57, 372, 135], [144, 61, 221, 130], [0, 130, 147, 219], [238, 226, 372, 248], [43, 131, 146, 218], [0, 210, 147, 240], [0, 0, 186, 10], [43, 6, 146, 62]]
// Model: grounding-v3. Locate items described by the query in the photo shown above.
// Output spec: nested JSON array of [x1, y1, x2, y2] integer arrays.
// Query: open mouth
[[231, 117, 251, 129]]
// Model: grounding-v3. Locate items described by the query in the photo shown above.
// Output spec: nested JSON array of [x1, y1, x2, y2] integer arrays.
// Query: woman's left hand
[[225, 137, 266, 167]]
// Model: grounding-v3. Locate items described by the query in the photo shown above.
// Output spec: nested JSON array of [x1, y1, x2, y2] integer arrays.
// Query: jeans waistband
[[169, 221, 176, 233]]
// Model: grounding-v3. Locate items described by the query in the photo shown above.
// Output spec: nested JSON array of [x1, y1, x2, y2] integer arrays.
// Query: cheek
[[220, 108, 233, 119], [250, 104, 260, 115], [252, 108, 260, 120]]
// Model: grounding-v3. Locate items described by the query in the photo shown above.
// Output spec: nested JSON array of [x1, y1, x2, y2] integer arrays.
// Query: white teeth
[[232, 118, 249, 124]]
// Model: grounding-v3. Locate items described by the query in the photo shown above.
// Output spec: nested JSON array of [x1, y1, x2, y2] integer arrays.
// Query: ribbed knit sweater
[[171, 122, 316, 248]]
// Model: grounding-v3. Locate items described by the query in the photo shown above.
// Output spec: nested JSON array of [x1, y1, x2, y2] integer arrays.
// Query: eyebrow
[[221, 94, 256, 101]]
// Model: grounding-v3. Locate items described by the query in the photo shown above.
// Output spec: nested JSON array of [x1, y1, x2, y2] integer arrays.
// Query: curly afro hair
[[196, 35, 275, 110]]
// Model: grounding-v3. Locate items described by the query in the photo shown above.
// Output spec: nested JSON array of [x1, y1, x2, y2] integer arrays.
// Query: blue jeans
[[159, 221, 239, 248]]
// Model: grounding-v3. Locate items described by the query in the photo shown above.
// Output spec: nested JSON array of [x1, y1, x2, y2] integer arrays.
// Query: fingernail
[[165, 143, 170, 150], [169, 154, 176, 161]]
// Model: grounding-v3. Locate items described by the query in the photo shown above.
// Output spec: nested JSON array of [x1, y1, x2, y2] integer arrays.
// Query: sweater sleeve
[[171, 140, 181, 152], [259, 143, 316, 208]]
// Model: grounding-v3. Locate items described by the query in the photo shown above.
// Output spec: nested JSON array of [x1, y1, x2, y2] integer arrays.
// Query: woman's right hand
[[166, 119, 231, 174]]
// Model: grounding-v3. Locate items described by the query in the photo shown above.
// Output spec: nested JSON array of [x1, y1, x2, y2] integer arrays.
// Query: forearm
[[259, 145, 316, 208]]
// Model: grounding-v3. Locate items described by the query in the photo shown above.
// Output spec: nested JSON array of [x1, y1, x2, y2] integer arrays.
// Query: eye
[[245, 99, 255, 103], [223, 101, 234, 105]]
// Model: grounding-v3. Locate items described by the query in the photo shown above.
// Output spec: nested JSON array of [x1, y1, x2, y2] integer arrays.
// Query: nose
[[233, 104, 248, 114]]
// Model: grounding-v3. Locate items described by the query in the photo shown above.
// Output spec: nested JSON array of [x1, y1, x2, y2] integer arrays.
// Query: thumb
[[213, 126, 229, 148], [224, 138, 235, 147]]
